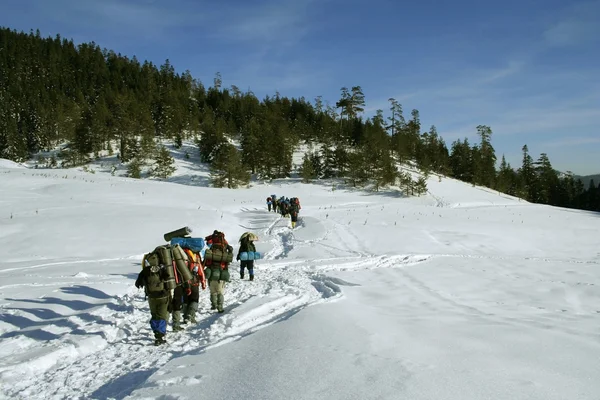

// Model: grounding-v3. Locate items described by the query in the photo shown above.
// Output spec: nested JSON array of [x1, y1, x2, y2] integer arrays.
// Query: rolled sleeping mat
[[156, 245, 177, 290], [170, 237, 205, 252], [164, 226, 192, 242], [172, 244, 194, 282], [239, 251, 262, 261], [205, 248, 233, 263]]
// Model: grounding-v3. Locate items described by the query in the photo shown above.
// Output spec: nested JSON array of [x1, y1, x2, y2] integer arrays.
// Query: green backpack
[[142, 246, 177, 292], [144, 265, 166, 293]]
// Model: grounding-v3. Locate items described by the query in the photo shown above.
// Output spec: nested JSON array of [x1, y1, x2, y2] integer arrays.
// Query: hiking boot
[[188, 302, 198, 323], [172, 325, 184, 332], [240, 273, 244, 279], [172, 310, 182, 329], [249, 275, 254, 281], [154, 338, 167, 346]]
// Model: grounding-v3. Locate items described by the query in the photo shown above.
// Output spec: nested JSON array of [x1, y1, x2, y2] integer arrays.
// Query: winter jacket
[[236, 238, 256, 260]]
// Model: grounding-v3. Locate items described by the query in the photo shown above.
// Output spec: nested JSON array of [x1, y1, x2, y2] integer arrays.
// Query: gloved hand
[[227, 245, 233, 252], [186, 288, 192, 296]]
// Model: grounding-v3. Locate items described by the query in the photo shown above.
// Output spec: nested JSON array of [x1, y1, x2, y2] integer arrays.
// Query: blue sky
[[2, 0, 599, 175]]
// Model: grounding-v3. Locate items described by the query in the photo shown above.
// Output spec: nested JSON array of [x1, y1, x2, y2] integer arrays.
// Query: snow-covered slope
[[1, 157, 599, 400]]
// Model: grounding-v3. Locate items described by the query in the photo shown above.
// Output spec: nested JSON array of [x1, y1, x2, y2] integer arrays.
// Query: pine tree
[[518, 145, 538, 201], [309, 151, 323, 178], [535, 153, 560, 205], [496, 155, 518, 195], [414, 176, 428, 196], [209, 143, 250, 188], [474, 125, 496, 187], [300, 153, 316, 183], [127, 158, 142, 178], [152, 145, 176, 179]]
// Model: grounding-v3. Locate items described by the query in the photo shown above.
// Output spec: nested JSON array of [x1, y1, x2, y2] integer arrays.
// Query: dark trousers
[[184, 285, 200, 303], [240, 260, 254, 277], [172, 286, 184, 311]]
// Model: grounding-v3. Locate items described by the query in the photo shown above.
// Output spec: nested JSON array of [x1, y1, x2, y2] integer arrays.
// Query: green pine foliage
[[127, 158, 142, 179], [300, 153, 316, 183], [209, 143, 250, 188], [152, 145, 176, 179], [1, 26, 596, 210]]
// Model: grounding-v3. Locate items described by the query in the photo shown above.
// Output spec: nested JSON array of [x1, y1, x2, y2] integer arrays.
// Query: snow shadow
[[167, 174, 210, 187], [60, 285, 113, 299], [304, 178, 409, 199], [274, 230, 294, 259], [1, 285, 128, 341], [0, 309, 112, 341], [90, 368, 159, 400], [311, 275, 360, 299]]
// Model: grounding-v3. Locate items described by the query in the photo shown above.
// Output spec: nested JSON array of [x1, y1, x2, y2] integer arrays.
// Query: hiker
[[136, 248, 174, 345], [266, 196, 273, 212], [277, 196, 285, 215], [282, 197, 292, 217], [271, 194, 278, 213], [181, 247, 206, 324], [204, 230, 233, 313], [290, 197, 301, 210], [289, 199, 300, 229], [237, 232, 259, 281]]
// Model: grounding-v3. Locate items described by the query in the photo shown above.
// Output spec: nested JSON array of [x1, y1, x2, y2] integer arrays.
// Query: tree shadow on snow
[[90, 368, 160, 400], [115, 270, 141, 280], [1, 285, 127, 341], [60, 285, 113, 299], [6, 296, 104, 312]]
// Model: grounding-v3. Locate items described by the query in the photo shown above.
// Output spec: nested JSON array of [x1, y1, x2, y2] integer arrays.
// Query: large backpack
[[182, 247, 206, 289], [142, 246, 176, 293], [207, 231, 227, 250]]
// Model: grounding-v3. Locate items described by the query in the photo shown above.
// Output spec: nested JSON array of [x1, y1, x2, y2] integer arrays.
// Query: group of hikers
[[266, 195, 302, 228], [135, 193, 300, 346], [135, 228, 261, 345]]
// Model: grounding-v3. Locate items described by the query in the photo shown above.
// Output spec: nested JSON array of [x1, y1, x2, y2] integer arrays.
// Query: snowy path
[[0, 207, 422, 400]]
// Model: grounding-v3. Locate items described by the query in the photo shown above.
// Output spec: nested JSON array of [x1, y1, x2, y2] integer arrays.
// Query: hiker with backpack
[[169, 235, 207, 324], [289, 200, 300, 229], [266, 196, 273, 212], [271, 194, 278, 213], [136, 247, 176, 345], [277, 196, 286, 215], [237, 232, 259, 281], [203, 230, 233, 313], [180, 247, 206, 324]]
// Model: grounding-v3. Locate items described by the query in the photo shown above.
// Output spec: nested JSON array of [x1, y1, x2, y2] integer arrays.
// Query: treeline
[[0, 27, 598, 211]]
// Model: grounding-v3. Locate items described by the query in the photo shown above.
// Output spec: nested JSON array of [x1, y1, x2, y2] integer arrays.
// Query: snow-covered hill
[[1, 155, 599, 400]]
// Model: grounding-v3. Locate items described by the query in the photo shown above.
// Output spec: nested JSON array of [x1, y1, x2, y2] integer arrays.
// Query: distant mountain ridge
[[575, 174, 600, 187]]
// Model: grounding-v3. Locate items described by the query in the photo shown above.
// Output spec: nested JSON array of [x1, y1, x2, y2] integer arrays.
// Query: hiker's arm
[[135, 271, 145, 288]]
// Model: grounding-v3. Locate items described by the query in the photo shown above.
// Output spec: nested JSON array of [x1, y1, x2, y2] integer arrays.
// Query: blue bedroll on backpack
[[240, 251, 262, 261], [170, 237, 206, 253]]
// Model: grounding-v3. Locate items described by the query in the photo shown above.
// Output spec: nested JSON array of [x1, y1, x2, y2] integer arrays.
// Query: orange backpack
[[182, 248, 206, 289]]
